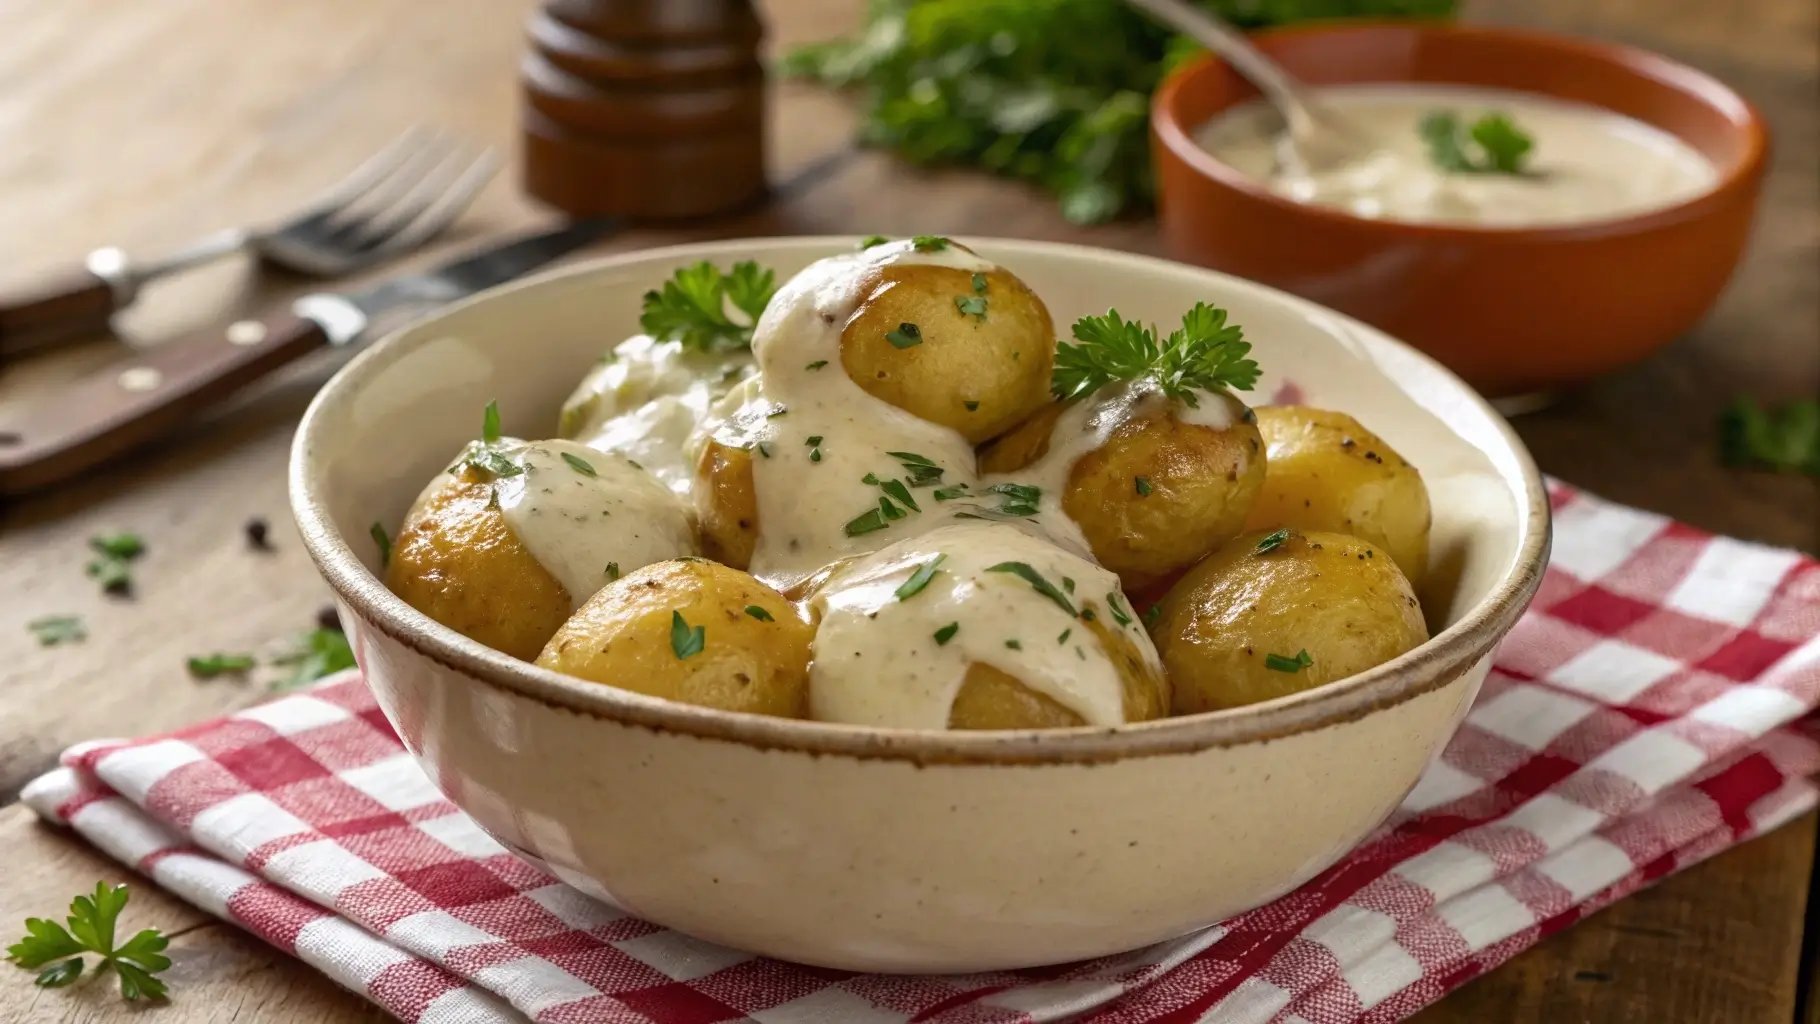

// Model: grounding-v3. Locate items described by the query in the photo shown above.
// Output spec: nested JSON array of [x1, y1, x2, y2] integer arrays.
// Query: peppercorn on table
[[0, 0, 1815, 1020]]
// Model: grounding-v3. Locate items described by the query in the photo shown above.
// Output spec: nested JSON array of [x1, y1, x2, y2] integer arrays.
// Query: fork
[[0, 127, 501, 359]]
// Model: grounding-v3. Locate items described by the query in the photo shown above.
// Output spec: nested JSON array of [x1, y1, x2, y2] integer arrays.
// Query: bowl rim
[[290, 235, 1551, 766], [1151, 20, 1770, 239]]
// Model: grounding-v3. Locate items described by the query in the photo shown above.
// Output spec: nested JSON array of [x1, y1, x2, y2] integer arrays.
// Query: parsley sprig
[[7, 883, 170, 1001], [1053, 303, 1260, 407], [1419, 111, 1533, 175], [1720, 397, 1819, 476], [639, 260, 778, 352]]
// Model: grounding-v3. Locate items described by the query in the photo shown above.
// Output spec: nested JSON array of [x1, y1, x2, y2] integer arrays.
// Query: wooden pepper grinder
[[521, 0, 768, 219]]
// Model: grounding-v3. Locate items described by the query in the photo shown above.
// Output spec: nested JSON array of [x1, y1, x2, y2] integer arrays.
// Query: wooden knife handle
[[0, 310, 329, 495], [0, 264, 120, 359]]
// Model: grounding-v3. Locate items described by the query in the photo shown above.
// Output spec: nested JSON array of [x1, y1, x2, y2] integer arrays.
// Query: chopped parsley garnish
[[878, 495, 907, 520], [560, 452, 597, 477], [86, 533, 146, 596], [1720, 397, 1819, 476], [932, 484, 970, 501], [450, 400, 526, 480], [186, 653, 256, 679], [911, 235, 950, 251], [955, 295, 988, 320], [806, 360, 829, 371], [844, 508, 889, 536], [1144, 604, 1162, 628], [1106, 593, 1133, 627], [670, 611, 706, 659], [605, 562, 621, 582], [744, 605, 774, 622], [952, 481, 1040, 521], [1062, 577, 1076, 594], [876, 478, 917, 512], [933, 622, 960, 645], [1134, 476, 1152, 496], [86, 557, 131, 595], [810, 449, 823, 463], [964, 400, 979, 411], [895, 554, 946, 600], [986, 562, 1077, 616], [971, 272, 988, 294], [28, 615, 85, 647], [1256, 528, 1292, 554], [806, 435, 826, 462], [6, 882, 171, 1001], [90, 533, 144, 561], [1053, 302, 1260, 406], [1419, 111, 1533, 175], [271, 628, 356, 691], [1057, 628, 1072, 644], [482, 399, 503, 444], [370, 523, 391, 568], [1266, 649, 1314, 673], [885, 322, 923, 349], [1004, 639, 1023, 650], [756, 442, 773, 459], [1081, 608, 1097, 622], [859, 235, 890, 249], [640, 260, 778, 352], [767, 405, 789, 418], [486, 486, 500, 511], [888, 451, 945, 486], [806, 436, 823, 446]]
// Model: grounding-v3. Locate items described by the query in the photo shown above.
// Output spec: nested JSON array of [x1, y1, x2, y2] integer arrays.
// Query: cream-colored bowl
[[291, 237, 1549, 973]]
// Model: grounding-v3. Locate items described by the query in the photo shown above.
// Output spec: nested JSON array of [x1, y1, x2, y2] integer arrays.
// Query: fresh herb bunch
[[1054, 302, 1260, 406], [784, 0, 1458, 223], [640, 260, 778, 352], [1419, 111, 1533, 175], [7, 883, 170, 1001], [1719, 397, 1819, 476]]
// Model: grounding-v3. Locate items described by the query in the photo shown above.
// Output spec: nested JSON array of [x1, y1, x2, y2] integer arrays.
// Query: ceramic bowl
[[291, 237, 1549, 973], [1151, 23, 1768, 398]]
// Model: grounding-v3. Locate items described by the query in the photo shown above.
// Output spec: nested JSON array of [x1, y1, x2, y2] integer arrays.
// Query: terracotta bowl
[[1151, 23, 1768, 398], [291, 237, 1549, 972]]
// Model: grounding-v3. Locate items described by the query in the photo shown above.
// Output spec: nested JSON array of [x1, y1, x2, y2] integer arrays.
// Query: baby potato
[[841, 255, 1055, 442], [694, 437, 759, 570], [1245, 406, 1431, 586], [537, 559, 812, 718], [386, 465, 572, 661], [947, 595, 1170, 730], [1154, 529, 1427, 714]]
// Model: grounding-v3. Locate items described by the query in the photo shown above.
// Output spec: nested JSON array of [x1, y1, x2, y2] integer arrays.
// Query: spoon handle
[[1123, 0, 1319, 137]]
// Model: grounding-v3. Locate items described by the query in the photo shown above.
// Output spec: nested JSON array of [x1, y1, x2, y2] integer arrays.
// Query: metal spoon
[[1124, 0, 1367, 175]]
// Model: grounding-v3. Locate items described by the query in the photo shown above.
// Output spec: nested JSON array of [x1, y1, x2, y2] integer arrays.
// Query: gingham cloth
[[20, 482, 1820, 1024]]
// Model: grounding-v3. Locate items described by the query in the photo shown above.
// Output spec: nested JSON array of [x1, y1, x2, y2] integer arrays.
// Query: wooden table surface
[[0, 0, 1814, 1020]]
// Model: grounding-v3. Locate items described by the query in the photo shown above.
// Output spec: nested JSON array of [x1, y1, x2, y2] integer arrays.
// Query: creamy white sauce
[[809, 521, 1158, 729], [1195, 84, 1717, 226], [560, 335, 754, 495], [489, 438, 697, 609]]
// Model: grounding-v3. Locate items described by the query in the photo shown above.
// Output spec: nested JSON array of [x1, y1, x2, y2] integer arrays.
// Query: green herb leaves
[[482, 398, 503, 444], [885, 322, 923, 349], [1134, 476, 1152, 496], [370, 522, 392, 569], [987, 562, 1077, 616], [640, 260, 779, 352], [1255, 528, 1292, 554], [933, 622, 960, 645], [911, 235, 950, 251], [955, 295, 988, 320], [744, 605, 775, 622], [561, 452, 598, 477], [86, 533, 145, 596], [186, 653, 256, 679], [895, 554, 947, 600], [1054, 302, 1260, 406], [670, 611, 707, 659], [7, 883, 170, 1001], [859, 234, 890, 249], [1419, 111, 1533, 175], [605, 562, 622, 582], [28, 615, 86, 646], [1265, 649, 1314, 673], [1720, 397, 1820, 476], [846, 455, 948, 536], [273, 628, 357, 691], [889, 452, 945, 486]]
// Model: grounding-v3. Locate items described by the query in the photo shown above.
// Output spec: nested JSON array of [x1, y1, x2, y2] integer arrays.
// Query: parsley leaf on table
[[271, 628, 356, 691], [186, 652, 257, 679], [28, 615, 86, 646], [85, 532, 146, 596], [1719, 397, 1820, 476], [639, 260, 779, 352], [1419, 111, 1533, 175], [6, 883, 170, 1001], [783, 0, 1460, 224], [1054, 302, 1260, 406]]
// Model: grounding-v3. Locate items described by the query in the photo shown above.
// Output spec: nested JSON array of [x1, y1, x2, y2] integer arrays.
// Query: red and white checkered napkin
[[21, 482, 1820, 1024]]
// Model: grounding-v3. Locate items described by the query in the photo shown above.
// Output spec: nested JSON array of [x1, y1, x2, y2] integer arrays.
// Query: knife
[[0, 219, 615, 496]]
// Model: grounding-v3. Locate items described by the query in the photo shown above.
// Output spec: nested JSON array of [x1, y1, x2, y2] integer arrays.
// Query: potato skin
[[1245, 406, 1431, 587], [976, 400, 1064, 474], [693, 437, 758, 570], [947, 595, 1169, 729], [1154, 529, 1427, 714], [841, 261, 1055, 442], [537, 559, 811, 718], [385, 466, 572, 661]]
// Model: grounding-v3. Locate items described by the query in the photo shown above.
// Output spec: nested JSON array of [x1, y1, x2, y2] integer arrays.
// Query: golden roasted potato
[[694, 437, 759, 570], [385, 465, 572, 661], [537, 558, 811, 718], [1245, 406, 1431, 587], [841, 253, 1055, 442], [947, 595, 1170, 729], [1154, 529, 1427, 713], [983, 394, 1266, 593]]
